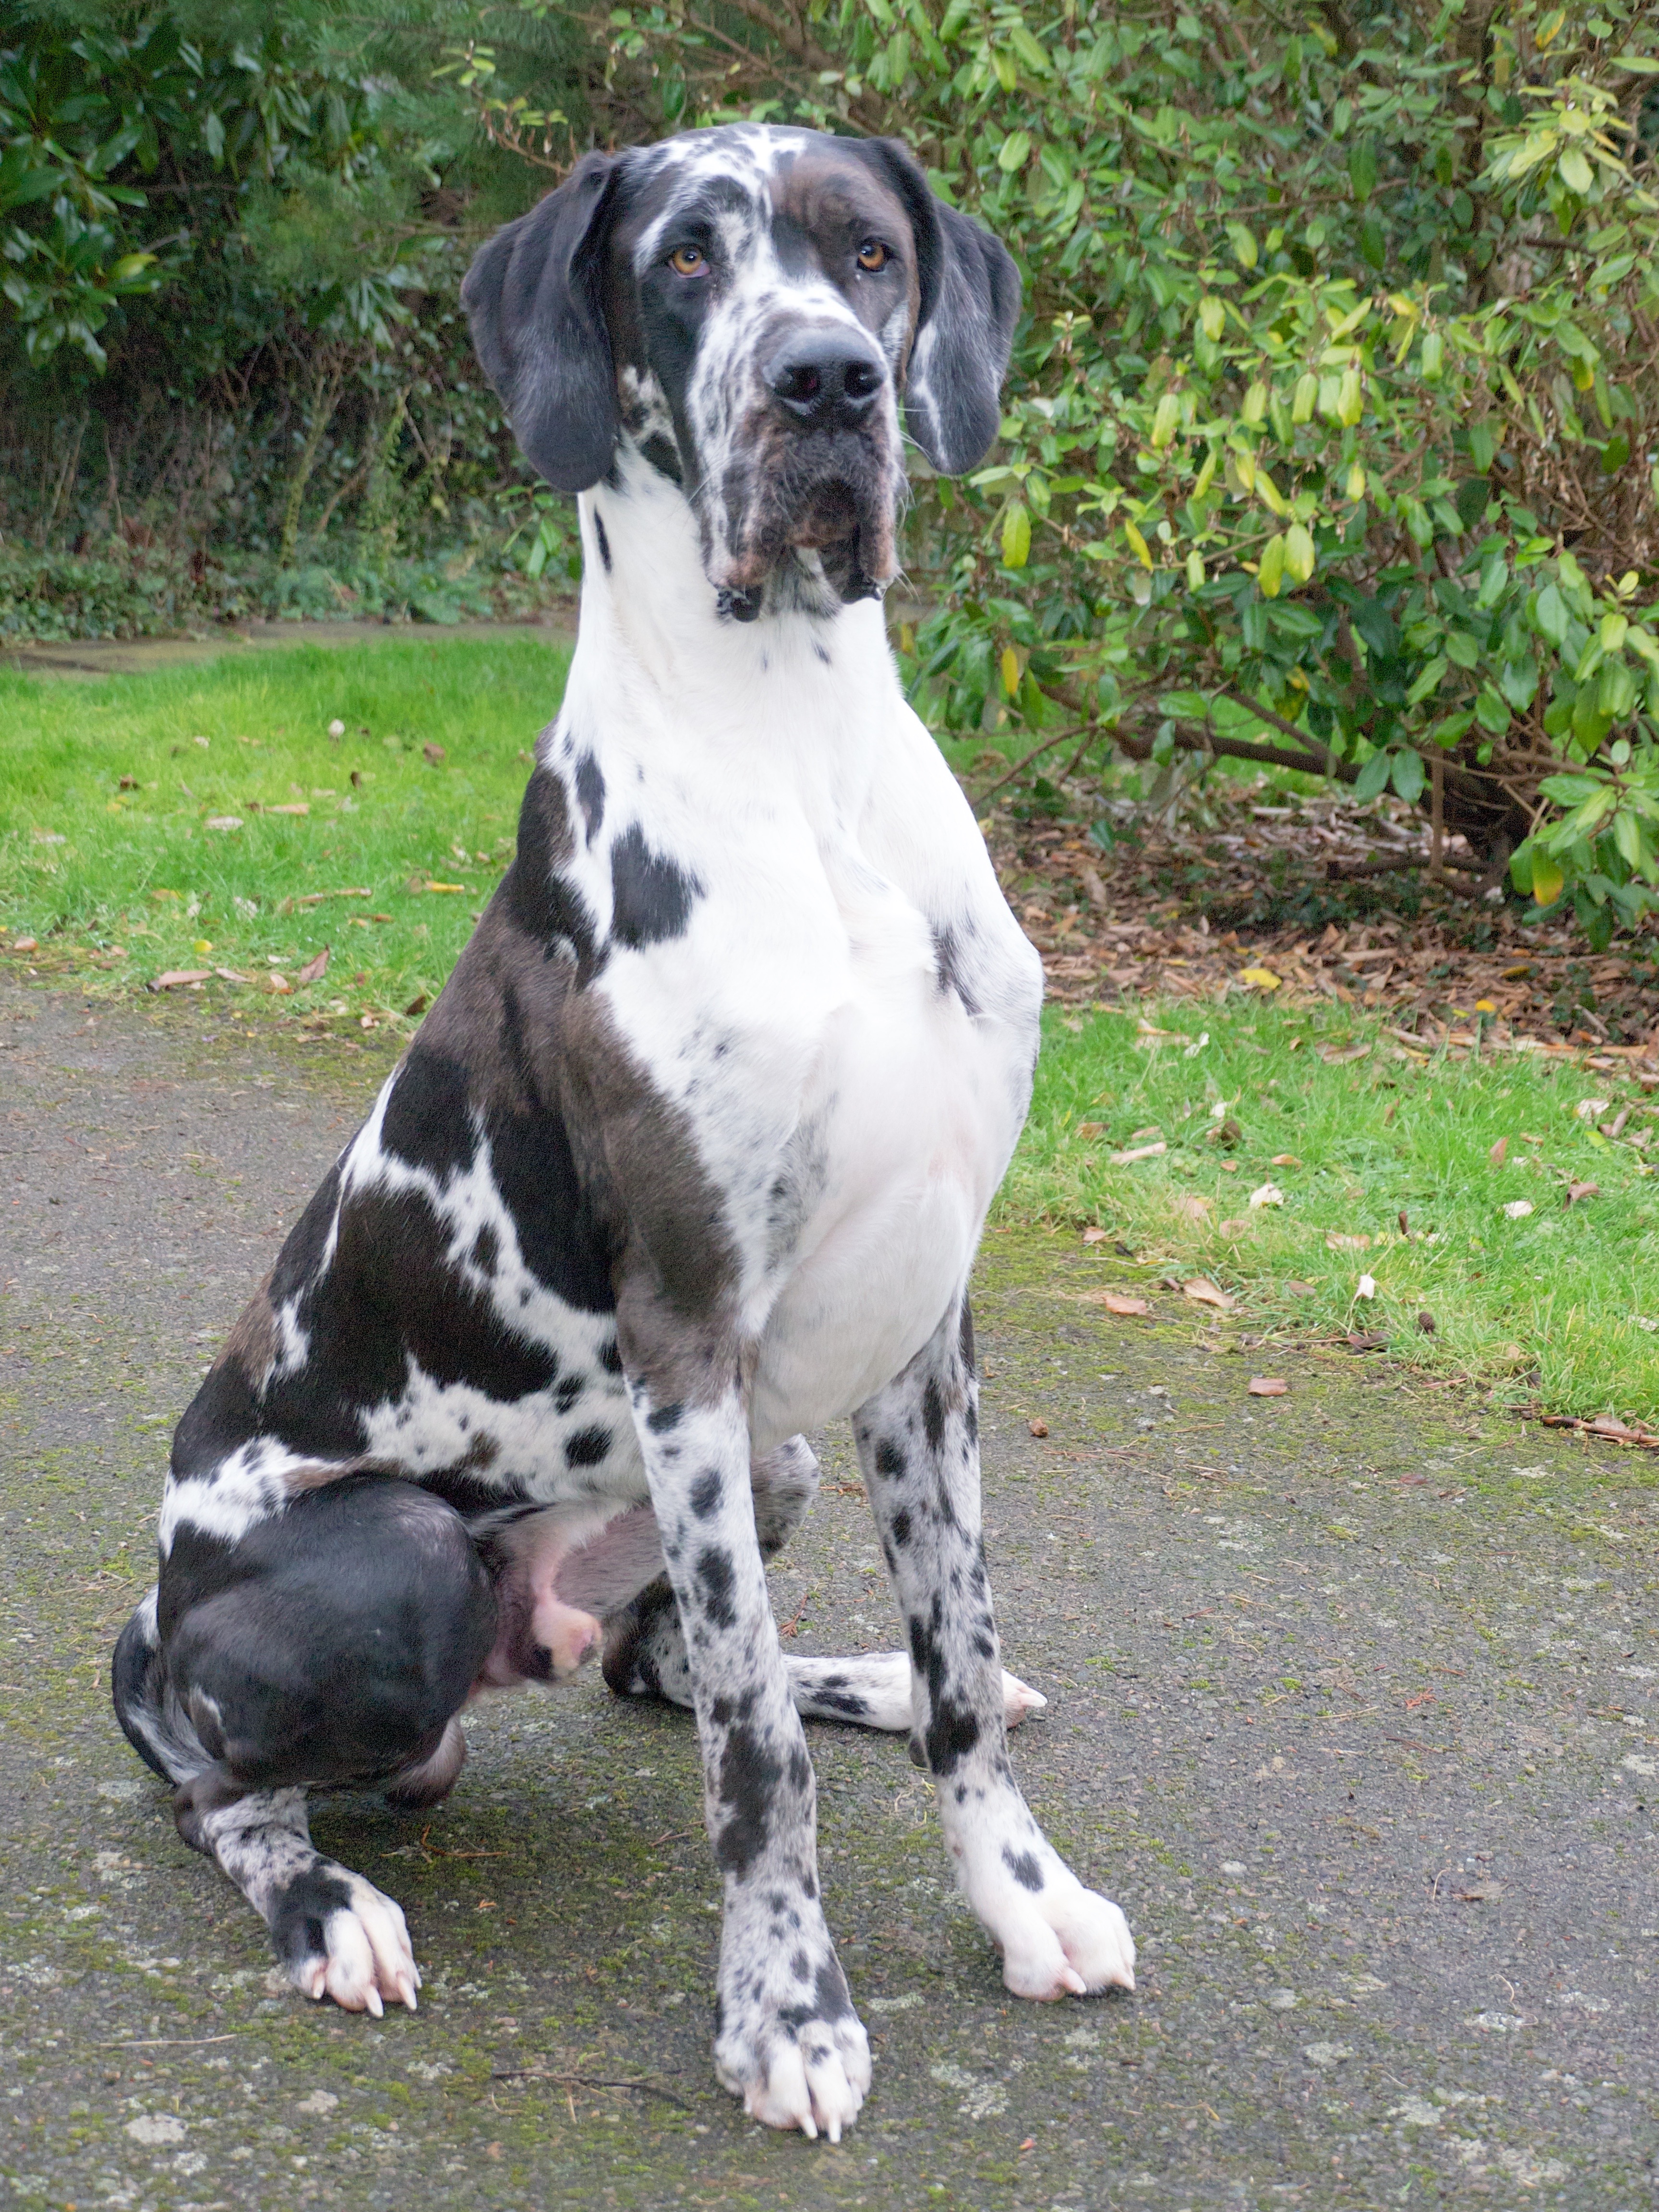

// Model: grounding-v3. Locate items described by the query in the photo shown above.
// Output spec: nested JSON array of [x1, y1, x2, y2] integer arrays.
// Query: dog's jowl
[[111, 122, 1135, 2142]]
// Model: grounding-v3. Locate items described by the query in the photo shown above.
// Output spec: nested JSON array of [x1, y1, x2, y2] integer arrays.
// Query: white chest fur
[[558, 463, 1043, 1443]]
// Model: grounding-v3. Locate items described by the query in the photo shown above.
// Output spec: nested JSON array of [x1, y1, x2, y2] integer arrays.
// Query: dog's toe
[[994, 1878, 1135, 2000], [1050, 1886, 1136, 1994]]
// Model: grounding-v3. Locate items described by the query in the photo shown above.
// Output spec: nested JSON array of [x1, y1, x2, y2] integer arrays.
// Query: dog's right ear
[[462, 153, 623, 495]]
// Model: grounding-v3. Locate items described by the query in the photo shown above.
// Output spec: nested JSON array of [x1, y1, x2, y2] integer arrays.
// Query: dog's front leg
[[854, 1293, 1137, 2001], [625, 1365, 870, 2139]]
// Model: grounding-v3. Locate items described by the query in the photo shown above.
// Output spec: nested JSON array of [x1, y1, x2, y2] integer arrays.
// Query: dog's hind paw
[[721, 2016, 872, 2142], [272, 1864, 421, 2018], [1002, 1671, 1046, 1727]]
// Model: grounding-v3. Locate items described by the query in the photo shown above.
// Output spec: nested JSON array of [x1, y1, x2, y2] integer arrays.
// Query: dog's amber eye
[[856, 240, 889, 272], [669, 244, 706, 277]]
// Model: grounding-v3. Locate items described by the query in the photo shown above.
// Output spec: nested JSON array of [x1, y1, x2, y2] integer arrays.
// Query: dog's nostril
[[765, 336, 884, 421]]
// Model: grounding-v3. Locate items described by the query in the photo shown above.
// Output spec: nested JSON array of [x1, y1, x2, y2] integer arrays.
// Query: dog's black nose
[[764, 330, 885, 429]]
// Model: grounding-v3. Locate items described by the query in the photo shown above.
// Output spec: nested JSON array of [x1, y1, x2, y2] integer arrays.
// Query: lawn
[[3, 637, 1656, 1426], [0, 634, 570, 1030]]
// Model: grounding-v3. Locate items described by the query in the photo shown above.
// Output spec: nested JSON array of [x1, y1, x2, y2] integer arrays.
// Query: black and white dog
[[112, 123, 1134, 2141]]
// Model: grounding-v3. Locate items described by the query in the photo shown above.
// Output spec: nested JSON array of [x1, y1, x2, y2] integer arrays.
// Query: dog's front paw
[[713, 1931, 871, 2140], [971, 1852, 1135, 2001], [271, 1862, 421, 2017]]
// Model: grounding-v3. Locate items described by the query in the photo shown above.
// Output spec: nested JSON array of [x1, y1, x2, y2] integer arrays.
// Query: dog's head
[[462, 126, 1020, 619]]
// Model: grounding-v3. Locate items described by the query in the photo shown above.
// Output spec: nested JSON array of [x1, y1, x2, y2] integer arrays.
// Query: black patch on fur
[[609, 824, 701, 950], [574, 751, 606, 845], [592, 510, 612, 571], [689, 1468, 722, 1518], [694, 1544, 737, 1629], [506, 768, 600, 971], [931, 924, 983, 1018], [270, 1865, 357, 1969], [890, 1506, 913, 1548], [640, 431, 683, 484], [382, 1051, 476, 1184], [599, 1336, 624, 1373], [554, 1372, 585, 1414], [646, 1401, 683, 1433], [1003, 1846, 1045, 1892], [874, 1438, 906, 1480], [958, 1297, 975, 1375], [923, 1378, 947, 1453], [564, 1423, 613, 1468], [470, 1222, 499, 1275], [714, 1721, 782, 1877]]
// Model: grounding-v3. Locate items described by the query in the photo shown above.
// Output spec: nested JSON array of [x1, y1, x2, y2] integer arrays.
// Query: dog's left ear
[[462, 152, 624, 494], [853, 138, 1022, 476]]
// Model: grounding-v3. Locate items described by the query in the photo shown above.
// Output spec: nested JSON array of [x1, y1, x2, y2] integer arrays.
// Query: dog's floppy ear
[[462, 152, 624, 494], [854, 138, 1022, 476]]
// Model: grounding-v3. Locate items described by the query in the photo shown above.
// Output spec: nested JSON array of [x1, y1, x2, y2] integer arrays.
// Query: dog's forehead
[[622, 126, 905, 262]]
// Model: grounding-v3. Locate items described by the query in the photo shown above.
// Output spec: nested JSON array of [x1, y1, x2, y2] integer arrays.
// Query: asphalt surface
[[1, 975, 1656, 2211]]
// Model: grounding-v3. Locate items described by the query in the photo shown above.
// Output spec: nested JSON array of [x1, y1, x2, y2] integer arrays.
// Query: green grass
[[0, 636, 570, 1032], [4, 637, 1656, 1423], [1001, 999, 1659, 1424]]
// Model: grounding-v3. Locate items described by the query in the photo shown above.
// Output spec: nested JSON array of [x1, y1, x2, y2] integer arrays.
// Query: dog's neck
[[561, 443, 902, 748]]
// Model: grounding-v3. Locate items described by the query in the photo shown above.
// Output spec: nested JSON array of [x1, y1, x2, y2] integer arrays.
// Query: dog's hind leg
[[600, 1435, 1047, 1731], [120, 1478, 496, 2015]]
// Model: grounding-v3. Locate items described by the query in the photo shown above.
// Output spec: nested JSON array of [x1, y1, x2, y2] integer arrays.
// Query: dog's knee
[[163, 1479, 497, 1793]]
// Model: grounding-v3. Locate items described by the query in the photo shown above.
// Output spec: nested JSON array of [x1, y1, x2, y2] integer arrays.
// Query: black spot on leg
[[925, 1699, 982, 1777], [792, 1950, 810, 1980], [1003, 1847, 1045, 1893], [965, 1399, 978, 1446], [469, 1222, 499, 1276], [958, 1297, 975, 1376], [646, 1401, 683, 1433], [788, 1746, 810, 1792], [890, 1507, 912, 1548], [564, 1423, 613, 1467], [599, 1337, 623, 1374], [875, 1439, 906, 1481], [592, 510, 612, 572], [713, 1723, 782, 1877], [269, 1866, 354, 1972], [610, 824, 701, 950], [923, 1379, 946, 1453], [695, 1545, 737, 1630], [780, 1954, 854, 2031], [689, 1469, 722, 1519]]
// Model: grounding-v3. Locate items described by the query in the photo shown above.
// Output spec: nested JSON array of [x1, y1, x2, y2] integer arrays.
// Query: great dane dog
[[112, 122, 1135, 2141]]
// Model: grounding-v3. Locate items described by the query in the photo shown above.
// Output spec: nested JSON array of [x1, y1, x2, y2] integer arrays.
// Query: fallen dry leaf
[[1269, 1154, 1303, 1168], [1217, 1218, 1251, 1238], [1171, 1193, 1213, 1221], [1238, 966, 1282, 990], [1097, 1293, 1149, 1316], [1075, 1121, 1104, 1140], [1183, 1277, 1234, 1310], [263, 972, 293, 996], [423, 742, 447, 766], [1356, 1273, 1377, 1298], [1327, 1232, 1371, 1251], [1248, 1182, 1285, 1209], [267, 802, 309, 817], [12, 936, 38, 953], [1489, 1135, 1508, 1166], [1285, 1279, 1316, 1296], [1110, 1140, 1167, 1165], [1081, 1226, 1110, 1245], [404, 992, 430, 1018], [214, 966, 250, 985], [296, 947, 330, 986], [1565, 1181, 1600, 1205], [1503, 1199, 1535, 1219], [1248, 1376, 1288, 1396], [1316, 1041, 1371, 1064], [1027, 1417, 1049, 1438], [150, 969, 212, 990]]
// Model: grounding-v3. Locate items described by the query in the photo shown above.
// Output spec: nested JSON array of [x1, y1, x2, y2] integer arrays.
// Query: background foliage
[[5, 0, 1659, 944]]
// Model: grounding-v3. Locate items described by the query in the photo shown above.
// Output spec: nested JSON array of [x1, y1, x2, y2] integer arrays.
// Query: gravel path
[[1, 978, 1655, 2210]]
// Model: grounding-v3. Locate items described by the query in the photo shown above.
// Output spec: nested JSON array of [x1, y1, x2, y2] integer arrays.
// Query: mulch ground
[[984, 781, 1659, 1068]]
